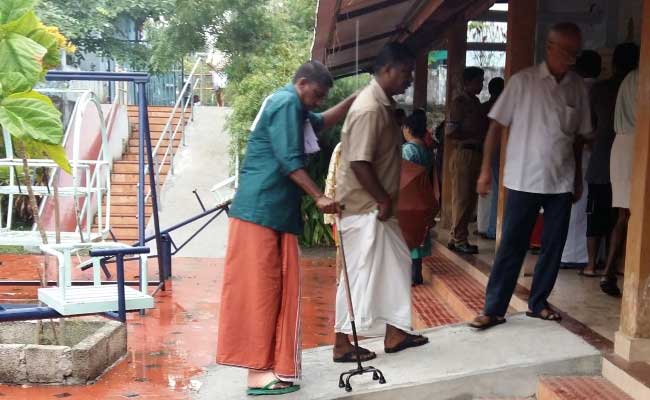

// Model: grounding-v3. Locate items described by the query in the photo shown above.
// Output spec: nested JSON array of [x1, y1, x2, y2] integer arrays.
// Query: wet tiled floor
[[0, 251, 474, 399]]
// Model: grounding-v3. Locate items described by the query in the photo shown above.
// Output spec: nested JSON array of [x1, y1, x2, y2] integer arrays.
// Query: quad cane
[[336, 215, 387, 392]]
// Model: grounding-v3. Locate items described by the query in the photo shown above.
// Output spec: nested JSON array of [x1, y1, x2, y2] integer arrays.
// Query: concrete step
[[121, 153, 169, 162], [126, 146, 175, 156], [107, 215, 141, 225], [130, 127, 183, 140], [113, 161, 170, 174], [537, 376, 632, 400], [111, 183, 140, 194], [194, 314, 601, 400], [110, 227, 140, 242], [129, 116, 184, 126], [111, 173, 166, 184], [111, 204, 153, 215], [602, 355, 650, 400], [476, 397, 533, 400], [127, 105, 176, 112], [128, 138, 181, 148], [110, 194, 154, 205], [128, 111, 187, 119]]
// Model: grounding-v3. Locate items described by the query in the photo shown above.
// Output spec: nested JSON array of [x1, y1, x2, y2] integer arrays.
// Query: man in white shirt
[[470, 22, 593, 329]]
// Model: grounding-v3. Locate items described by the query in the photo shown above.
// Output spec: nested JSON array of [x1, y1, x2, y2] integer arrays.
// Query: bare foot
[[247, 370, 291, 389]]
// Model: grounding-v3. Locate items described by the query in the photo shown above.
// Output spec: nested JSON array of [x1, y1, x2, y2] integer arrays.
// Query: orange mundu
[[216, 218, 302, 379]]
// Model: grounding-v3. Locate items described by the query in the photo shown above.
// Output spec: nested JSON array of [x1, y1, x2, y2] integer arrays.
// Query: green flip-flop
[[247, 380, 300, 396]]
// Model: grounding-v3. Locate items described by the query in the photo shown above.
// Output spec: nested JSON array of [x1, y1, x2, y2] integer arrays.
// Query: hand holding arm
[[320, 91, 358, 131], [288, 169, 340, 214]]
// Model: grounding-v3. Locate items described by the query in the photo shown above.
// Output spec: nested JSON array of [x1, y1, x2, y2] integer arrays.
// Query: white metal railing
[[76, 82, 127, 236], [144, 54, 207, 207], [0, 88, 116, 246]]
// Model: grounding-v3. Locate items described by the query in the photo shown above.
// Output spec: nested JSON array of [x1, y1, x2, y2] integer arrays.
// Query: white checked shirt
[[489, 62, 593, 194]]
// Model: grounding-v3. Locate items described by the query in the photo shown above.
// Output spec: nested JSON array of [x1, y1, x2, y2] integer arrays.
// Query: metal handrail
[[144, 54, 206, 206], [31, 88, 115, 241], [76, 82, 128, 236]]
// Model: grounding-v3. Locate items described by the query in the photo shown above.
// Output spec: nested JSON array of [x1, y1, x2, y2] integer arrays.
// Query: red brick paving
[[538, 376, 633, 400], [412, 283, 461, 327], [424, 253, 486, 315]]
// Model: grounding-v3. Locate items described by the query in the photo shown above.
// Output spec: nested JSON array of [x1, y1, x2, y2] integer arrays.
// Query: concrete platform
[[151, 106, 232, 258], [193, 314, 602, 399]]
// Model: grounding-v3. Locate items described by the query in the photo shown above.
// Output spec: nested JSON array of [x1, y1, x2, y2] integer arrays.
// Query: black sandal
[[384, 334, 429, 353], [333, 347, 377, 363], [526, 308, 562, 321], [469, 315, 506, 330]]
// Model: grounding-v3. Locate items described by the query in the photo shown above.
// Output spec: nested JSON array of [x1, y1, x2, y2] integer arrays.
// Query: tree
[[0, 0, 73, 286], [37, 0, 173, 69], [467, 21, 507, 67]]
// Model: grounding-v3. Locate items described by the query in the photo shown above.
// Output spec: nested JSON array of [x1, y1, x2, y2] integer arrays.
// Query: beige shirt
[[336, 79, 402, 214]]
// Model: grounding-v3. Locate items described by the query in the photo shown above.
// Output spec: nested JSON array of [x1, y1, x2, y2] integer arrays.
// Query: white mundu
[[611, 69, 639, 208], [334, 211, 412, 337]]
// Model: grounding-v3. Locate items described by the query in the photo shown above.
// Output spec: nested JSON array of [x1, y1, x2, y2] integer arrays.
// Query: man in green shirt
[[216, 60, 356, 396]]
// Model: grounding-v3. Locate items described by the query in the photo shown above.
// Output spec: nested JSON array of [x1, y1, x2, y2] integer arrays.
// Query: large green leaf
[[1, 8, 39, 33], [0, 0, 37, 24], [26, 27, 59, 68], [0, 72, 31, 96], [0, 33, 46, 86], [7, 11, 59, 69], [0, 90, 63, 145]]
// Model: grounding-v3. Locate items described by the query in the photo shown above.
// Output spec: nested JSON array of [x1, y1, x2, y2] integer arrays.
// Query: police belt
[[456, 142, 482, 152]]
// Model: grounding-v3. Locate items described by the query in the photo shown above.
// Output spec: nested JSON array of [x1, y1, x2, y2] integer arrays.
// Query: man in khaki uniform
[[333, 43, 429, 363], [446, 67, 487, 254]]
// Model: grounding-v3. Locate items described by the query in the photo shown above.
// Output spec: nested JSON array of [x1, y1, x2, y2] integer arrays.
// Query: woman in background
[[401, 110, 433, 285]]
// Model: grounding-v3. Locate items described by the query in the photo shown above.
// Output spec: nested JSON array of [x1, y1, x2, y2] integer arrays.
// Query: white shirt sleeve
[[614, 69, 639, 135], [577, 80, 594, 137], [487, 73, 521, 128]]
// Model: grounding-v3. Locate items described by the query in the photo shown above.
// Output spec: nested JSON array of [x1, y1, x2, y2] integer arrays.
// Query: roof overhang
[[311, 0, 500, 78]]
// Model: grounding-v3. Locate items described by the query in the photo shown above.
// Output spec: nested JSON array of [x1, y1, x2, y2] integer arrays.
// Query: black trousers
[[484, 189, 572, 316]]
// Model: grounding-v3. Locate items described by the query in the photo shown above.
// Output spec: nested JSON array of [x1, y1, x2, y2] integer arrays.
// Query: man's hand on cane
[[316, 195, 341, 214]]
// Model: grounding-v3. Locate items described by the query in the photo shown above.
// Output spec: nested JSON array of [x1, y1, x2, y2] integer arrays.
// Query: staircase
[[102, 105, 188, 242]]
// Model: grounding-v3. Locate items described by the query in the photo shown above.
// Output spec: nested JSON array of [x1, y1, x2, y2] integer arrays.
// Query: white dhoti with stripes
[[335, 211, 412, 337]]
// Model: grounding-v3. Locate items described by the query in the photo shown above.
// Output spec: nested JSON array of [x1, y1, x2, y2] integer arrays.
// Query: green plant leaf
[[0, 0, 37, 24], [1, 8, 39, 33], [26, 27, 59, 68], [0, 33, 46, 86], [0, 90, 63, 145], [40, 142, 71, 173], [9, 12, 60, 69], [21, 136, 71, 174], [0, 72, 30, 95]]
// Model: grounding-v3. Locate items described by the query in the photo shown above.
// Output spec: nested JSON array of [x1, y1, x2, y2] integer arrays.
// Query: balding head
[[545, 22, 583, 78], [548, 22, 582, 43]]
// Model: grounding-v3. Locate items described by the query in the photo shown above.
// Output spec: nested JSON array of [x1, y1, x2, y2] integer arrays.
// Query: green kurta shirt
[[229, 84, 324, 235]]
